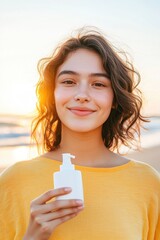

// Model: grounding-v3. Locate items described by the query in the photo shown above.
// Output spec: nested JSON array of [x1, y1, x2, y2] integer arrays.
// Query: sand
[[127, 145, 160, 172], [0, 145, 160, 174]]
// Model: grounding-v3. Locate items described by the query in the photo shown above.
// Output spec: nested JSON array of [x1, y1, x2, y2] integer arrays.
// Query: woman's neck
[[61, 126, 103, 151], [53, 126, 114, 167], [43, 126, 129, 168]]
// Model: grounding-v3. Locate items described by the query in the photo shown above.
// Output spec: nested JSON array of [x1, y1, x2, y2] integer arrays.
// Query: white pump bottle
[[53, 153, 84, 201]]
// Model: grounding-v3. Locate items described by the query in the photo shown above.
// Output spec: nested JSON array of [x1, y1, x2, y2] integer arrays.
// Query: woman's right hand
[[23, 187, 84, 240]]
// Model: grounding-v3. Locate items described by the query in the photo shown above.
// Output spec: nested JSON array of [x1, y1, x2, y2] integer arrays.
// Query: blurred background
[[0, 0, 160, 172]]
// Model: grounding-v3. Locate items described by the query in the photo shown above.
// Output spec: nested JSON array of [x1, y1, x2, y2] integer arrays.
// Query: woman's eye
[[62, 80, 75, 85], [93, 82, 106, 87]]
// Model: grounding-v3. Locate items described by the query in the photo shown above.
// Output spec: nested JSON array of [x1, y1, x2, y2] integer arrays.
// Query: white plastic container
[[53, 153, 84, 201]]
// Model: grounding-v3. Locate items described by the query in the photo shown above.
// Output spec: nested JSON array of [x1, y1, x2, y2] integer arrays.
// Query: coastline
[[0, 114, 160, 173], [0, 144, 160, 174]]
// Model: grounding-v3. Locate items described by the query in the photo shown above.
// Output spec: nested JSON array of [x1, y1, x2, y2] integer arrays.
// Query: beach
[[127, 145, 160, 172], [0, 144, 160, 174], [0, 114, 160, 174]]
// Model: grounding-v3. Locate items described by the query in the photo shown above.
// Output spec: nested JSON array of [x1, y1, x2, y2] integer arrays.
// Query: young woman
[[0, 27, 160, 240]]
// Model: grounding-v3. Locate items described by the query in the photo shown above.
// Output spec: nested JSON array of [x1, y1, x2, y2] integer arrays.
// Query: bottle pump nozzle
[[60, 153, 75, 170]]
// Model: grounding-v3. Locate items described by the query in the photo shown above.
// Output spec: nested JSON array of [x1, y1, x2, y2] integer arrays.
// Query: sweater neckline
[[39, 156, 134, 172]]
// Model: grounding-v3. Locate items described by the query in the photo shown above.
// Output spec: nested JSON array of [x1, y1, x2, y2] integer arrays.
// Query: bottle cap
[[60, 153, 75, 170]]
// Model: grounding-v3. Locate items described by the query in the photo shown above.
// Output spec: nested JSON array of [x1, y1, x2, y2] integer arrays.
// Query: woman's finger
[[32, 187, 72, 205], [47, 212, 79, 231], [31, 198, 83, 216], [36, 206, 84, 223]]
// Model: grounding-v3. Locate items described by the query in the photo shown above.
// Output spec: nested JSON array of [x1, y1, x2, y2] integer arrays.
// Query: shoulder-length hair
[[31, 27, 147, 153]]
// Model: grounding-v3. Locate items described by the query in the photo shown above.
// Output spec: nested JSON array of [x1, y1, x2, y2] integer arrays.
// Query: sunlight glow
[[1, 84, 37, 114], [1, 0, 160, 116]]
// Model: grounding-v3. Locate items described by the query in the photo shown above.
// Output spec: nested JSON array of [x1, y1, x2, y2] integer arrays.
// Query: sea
[[0, 114, 160, 169]]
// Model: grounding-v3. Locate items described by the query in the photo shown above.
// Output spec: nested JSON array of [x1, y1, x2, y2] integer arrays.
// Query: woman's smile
[[68, 106, 96, 117]]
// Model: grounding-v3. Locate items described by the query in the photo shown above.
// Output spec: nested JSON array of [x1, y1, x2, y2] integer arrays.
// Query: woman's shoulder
[[131, 159, 159, 174], [130, 159, 160, 187], [0, 156, 46, 181], [0, 155, 60, 183], [0, 158, 35, 182]]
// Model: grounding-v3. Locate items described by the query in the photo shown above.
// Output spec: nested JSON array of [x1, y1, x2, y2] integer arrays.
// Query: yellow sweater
[[0, 157, 160, 240]]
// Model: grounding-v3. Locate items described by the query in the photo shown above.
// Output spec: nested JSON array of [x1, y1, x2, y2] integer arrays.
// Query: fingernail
[[77, 206, 84, 210], [75, 200, 83, 205], [64, 187, 72, 192]]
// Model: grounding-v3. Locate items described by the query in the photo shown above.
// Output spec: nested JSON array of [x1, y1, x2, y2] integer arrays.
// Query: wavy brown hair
[[32, 27, 147, 153]]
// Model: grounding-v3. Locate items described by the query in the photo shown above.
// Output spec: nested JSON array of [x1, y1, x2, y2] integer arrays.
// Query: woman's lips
[[68, 108, 95, 116]]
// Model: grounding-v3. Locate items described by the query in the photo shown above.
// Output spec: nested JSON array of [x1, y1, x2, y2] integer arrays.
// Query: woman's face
[[54, 49, 114, 133]]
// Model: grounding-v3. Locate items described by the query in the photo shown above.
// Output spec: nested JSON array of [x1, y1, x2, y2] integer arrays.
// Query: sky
[[0, 0, 160, 116]]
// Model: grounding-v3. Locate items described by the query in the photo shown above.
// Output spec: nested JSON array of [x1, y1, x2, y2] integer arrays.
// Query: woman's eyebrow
[[90, 73, 109, 79], [57, 70, 109, 79], [57, 70, 78, 78]]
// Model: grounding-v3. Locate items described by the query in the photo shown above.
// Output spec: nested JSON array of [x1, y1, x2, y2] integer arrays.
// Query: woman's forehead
[[56, 49, 106, 76]]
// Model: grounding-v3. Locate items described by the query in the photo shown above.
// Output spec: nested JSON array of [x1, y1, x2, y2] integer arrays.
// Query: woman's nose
[[74, 85, 91, 103]]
